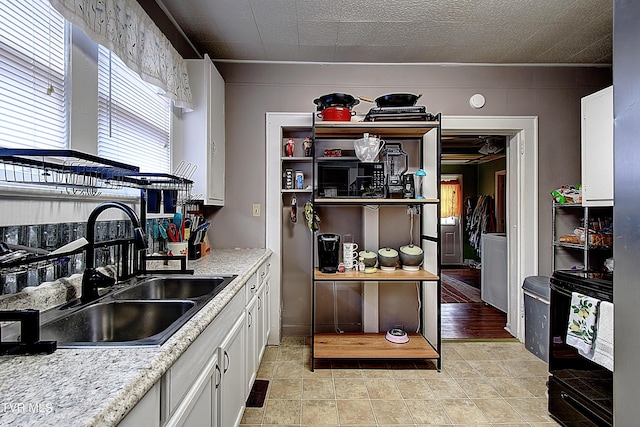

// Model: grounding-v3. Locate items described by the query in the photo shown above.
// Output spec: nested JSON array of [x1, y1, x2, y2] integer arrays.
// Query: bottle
[[358, 257, 365, 272]]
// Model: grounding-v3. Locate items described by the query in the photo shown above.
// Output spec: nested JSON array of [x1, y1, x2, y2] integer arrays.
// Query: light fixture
[[478, 137, 504, 155], [469, 93, 485, 109]]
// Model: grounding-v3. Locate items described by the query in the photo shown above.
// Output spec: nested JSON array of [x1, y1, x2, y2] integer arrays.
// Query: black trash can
[[522, 276, 551, 362]]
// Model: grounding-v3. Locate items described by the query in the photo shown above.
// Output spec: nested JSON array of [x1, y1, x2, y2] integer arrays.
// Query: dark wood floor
[[440, 267, 514, 340], [441, 302, 513, 339]]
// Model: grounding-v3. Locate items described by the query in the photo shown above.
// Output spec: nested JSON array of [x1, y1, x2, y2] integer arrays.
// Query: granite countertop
[[0, 248, 271, 427]]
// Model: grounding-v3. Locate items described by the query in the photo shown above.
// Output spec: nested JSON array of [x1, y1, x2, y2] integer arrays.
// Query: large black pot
[[313, 93, 359, 110], [373, 93, 422, 108]]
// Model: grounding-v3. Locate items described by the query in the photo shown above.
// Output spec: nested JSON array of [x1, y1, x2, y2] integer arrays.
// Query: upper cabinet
[[581, 86, 613, 207], [175, 54, 225, 206]]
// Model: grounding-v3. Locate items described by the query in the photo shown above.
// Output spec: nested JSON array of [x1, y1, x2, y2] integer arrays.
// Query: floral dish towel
[[566, 292, 600, 355]]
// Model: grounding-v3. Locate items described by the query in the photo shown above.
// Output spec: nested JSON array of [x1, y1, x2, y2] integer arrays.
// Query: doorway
[[441, 115, 539, 342]]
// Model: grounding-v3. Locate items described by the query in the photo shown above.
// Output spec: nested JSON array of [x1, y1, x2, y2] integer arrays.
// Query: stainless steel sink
[[40, 300, 196, 347], [111, 276, 233, 300], [34, 274, 237, 348]]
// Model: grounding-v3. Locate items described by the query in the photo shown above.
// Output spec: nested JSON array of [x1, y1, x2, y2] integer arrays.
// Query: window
[[97, 46, 171, 173], [0, 0, 67, 149], [441, 180, 462, 218]]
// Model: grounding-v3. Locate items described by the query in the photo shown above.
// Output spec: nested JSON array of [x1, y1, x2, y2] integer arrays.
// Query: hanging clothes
[[465, 195, 496, 255]]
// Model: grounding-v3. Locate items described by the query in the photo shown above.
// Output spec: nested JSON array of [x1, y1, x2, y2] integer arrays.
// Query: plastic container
[[522, 275, 551, 362]]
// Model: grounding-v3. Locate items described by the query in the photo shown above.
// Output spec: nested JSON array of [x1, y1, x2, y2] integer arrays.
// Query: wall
[[613, 0, 640, 423], [214, 62, 610, 276]]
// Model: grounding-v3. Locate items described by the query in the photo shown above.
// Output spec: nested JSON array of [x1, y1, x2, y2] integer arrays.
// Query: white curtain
[[49, 0, 193, 110]]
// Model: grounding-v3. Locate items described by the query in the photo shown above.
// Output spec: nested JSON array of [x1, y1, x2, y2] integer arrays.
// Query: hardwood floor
[[441, 302, 514, 339]]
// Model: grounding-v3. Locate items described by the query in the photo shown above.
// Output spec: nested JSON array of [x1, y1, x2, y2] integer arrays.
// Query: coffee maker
[[317, 233, 340, 273]]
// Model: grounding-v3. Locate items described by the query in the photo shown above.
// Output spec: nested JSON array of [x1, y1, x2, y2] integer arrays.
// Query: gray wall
[[212, 62, 610, 276], [613, 0, 639, 423]]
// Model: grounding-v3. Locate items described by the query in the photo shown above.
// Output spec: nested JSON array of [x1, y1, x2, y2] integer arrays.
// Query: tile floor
[[241, 337, 561, 426]]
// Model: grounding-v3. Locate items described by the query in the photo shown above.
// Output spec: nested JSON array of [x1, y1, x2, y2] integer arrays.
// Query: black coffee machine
[[317, 233, 340, 273]]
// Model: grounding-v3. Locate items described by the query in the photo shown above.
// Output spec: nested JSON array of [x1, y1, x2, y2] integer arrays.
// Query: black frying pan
[[360, 93, 423, 108], [313, 93, 359, 110]]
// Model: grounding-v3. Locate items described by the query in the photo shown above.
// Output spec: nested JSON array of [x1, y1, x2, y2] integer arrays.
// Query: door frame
[[442, 116, 538, 341]]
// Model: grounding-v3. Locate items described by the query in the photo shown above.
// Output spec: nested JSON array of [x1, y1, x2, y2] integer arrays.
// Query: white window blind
[[0, 0, 66, 149], [97, 45, 171, 173]]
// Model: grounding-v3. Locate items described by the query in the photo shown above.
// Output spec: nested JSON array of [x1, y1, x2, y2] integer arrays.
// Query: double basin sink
[[38, 275, 237, 348]]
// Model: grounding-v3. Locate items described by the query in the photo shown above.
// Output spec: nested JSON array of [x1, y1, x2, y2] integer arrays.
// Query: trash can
[[522, 276, 551, 362]]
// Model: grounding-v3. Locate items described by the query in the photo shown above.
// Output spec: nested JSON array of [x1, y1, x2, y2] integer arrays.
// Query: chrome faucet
[[81, 201, 147, 303]]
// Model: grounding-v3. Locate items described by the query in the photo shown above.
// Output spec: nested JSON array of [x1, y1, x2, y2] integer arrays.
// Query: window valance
[[49, 0, 193, 109]]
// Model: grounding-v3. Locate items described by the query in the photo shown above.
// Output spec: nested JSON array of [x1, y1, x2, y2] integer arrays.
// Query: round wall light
[[469, 93, 486, 109]]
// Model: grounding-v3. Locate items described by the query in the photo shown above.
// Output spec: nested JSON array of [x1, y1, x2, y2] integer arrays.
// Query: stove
[[363, 105, 435, 122]]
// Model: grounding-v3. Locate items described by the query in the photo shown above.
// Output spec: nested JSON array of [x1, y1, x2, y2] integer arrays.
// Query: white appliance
[[481, 233, 507, 312]]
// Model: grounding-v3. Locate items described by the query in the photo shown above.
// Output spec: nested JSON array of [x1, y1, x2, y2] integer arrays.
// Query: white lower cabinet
[[219, 313, 247, 427], [123, 258, 273, 427]]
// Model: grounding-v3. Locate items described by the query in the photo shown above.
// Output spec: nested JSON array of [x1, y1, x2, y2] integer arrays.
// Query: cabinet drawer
[[246, 272, 259, 300], [259, 260, 270, 285], [164, 287, 245, 417]]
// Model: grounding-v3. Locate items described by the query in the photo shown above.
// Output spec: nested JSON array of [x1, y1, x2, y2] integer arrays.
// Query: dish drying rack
[[0, 149, 194, 276]]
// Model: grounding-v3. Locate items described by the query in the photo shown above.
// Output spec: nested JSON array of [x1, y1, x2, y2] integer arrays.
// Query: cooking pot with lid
[[360, 93, 422, 108], [317, 106, 355, 121], [399, 244, 423, 271]]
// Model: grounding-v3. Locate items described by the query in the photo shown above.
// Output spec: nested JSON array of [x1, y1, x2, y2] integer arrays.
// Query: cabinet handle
[[211, 140, 217, 156], [251, 283, 256, 290], [215, 364, 221, 388], [224, 350, 230, 373], [248, 312, 252, 327], [258, 295, 261, 310]]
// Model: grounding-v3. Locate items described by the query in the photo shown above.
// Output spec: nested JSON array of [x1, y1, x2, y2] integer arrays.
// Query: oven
[[548, 270, 613, 426]]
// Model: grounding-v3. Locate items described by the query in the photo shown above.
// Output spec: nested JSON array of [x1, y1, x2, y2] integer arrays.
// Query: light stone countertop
[[0, 248, 272, 427]]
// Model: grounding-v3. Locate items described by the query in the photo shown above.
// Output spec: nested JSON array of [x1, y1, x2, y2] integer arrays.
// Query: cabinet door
[[179, 54, 225, 206], [207, 60, 225, 205], [246, 295, 259, 393], [219, 313, 246, 427], [581, 86, 613, 206], [165, 353, 220, 427]]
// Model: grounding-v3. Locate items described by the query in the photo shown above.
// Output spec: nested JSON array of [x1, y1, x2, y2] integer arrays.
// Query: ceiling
[[158, 0, 612, 64]]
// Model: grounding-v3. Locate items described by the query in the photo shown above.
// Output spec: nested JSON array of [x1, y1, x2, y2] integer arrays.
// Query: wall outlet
[[252, 204, 261, 217]]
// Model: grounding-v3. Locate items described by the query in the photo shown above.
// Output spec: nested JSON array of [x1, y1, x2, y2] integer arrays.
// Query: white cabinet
[[219, 314, 247, 427], [176, 53, 225, 206], [480, 233, 507, 312], [119, 382, 161, 427], [245, 293, 259, 392], [581, 86, 613, 206]]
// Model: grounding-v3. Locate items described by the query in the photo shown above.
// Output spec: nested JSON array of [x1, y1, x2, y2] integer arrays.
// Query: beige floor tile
[[506, 397, 557, 423], [262, 346, 279, 361], [302, 378, 336, 399], [394, 378, 436, 399], [447, 343, 494, 360], [240, 406, 264, 424], [334, 377, 369, 399], [365, 378, 403, 400], [332, 368, 364, 379], [454, 377, 501, 398], [424, 377, 467, 398], [257, 360, 276, 379], [301, 399, 338, 425], [336, 399, 376, 425], [502, 359, 549, 377], [439, 398, 489, 423], [443, 359, 482, 378], [268, 378, 302, 399], [262, 399, 301, 424], [361, 368, 394, 379], [303, 362, 334, 378], [370, 399, 414, 424], [404, 399, 451, 424], [473, 398, 527, 423], [278, 346, 305, 362], [272, 360, 304, 379], [466, 359, 512, 377], [487, 377, 536, 398]]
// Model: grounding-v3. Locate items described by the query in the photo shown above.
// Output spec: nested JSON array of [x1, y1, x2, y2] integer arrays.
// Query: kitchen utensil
[[167, 223, 181, 242], [317, 233, 340, 273], [385, 328, 409, 344], [353, 133, 385, 162], [173, 212, 183, 240], [377, 248, 399, 270], [399, 244, 423, 270], [402, 174, 415, 198], [374, 93, 422, 108], [313, 93, 359, 110], [359, 250, 377, 267], [382, 142, 408, 196], [317, 106, 355, 121], [290, 194, 297, 223]]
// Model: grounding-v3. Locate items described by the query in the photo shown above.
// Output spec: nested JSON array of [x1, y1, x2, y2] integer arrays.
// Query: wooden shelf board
[[314, 198, 438, 205], [314, 121, 439, 138], [282, 189, 313, 193], [281, 156, 312, 161], [313, 332, 439, 359], [314, 267, 438, 281]]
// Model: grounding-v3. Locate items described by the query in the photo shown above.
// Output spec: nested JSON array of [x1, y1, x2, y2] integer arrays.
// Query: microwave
[[317, 161, 385, 198]]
